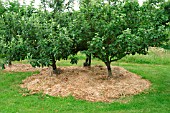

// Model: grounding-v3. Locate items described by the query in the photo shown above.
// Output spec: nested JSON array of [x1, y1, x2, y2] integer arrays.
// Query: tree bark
[[84, 54, 91, 67], [1, 64, 5, 69], [105, 61, 113, 77], [88, 54, 91, 66], [52, 56, 57, 74], [8, 60, 12, 67]]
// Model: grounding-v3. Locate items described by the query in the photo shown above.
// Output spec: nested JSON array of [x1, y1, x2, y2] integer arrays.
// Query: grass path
[[0, 63, 170, 113]]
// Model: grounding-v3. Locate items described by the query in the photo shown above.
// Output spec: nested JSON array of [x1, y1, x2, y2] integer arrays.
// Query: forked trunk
[[105, 61, 113, 77]]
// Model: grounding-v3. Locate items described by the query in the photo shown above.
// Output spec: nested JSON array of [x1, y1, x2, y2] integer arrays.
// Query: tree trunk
[[52, 56, 57, 75], [1, 64, 5, 69], [105, 61, 113, 77], [8, 60, 12, 67], [83, 54, 91, 67], [88, 54, 91, 66]]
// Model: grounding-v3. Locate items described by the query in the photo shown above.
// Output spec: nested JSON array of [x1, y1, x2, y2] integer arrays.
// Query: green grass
[[118, 47, 170, 65], [0, 48, 170, 113]]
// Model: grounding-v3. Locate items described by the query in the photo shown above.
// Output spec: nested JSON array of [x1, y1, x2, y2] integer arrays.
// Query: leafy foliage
[[84, 0, 169, 77], [0, 0, 169, 76], [0, 1, 28, 65]]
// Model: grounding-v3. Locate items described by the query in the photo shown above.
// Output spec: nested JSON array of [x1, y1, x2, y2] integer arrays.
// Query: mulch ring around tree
[[4, 64, 42, 72], [5, 64, 150, 102]]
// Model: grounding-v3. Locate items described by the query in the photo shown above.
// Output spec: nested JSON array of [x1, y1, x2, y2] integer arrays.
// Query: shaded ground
[[5, 64, 150, 102]]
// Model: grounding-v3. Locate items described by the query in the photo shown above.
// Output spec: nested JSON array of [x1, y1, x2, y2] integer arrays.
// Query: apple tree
[[68, 0, 97, 66], [23, 7, 73, 74], [86, 0, 168, 77], [0, 1, 28, 66]]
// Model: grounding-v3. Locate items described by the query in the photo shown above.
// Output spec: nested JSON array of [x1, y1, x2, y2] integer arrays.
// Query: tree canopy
[[0, 0, 169, 76]]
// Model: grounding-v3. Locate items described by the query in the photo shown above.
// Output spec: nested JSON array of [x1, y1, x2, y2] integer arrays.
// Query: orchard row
[[0, 0, 169, 77]]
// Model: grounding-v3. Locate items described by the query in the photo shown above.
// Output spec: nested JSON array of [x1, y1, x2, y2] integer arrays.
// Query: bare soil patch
[[7, 64, 150, 102]]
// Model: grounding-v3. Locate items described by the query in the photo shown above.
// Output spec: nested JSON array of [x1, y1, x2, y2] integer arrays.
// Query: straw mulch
[[7, 64, 150, 102]]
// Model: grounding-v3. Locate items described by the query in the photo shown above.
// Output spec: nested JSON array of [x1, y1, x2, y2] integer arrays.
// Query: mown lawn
[[0, 48, 170, 113]]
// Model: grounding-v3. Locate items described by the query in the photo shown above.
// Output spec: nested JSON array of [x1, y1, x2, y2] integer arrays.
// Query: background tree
[[160, 0, 170, 49], [0, 1, 28, 66], [40, 0, 75, 13], [68, 0, 97, 66]]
